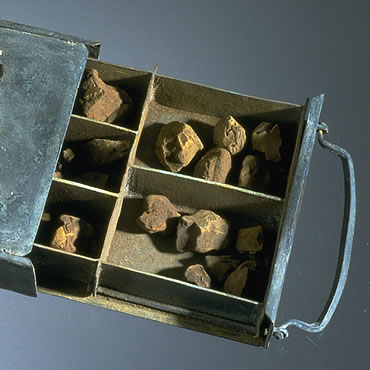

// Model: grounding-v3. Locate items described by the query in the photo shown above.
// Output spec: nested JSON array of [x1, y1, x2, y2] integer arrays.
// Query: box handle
[[273, 122, 356, 340]]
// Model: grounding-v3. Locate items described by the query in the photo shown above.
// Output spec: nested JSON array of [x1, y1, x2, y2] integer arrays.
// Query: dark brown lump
[[224, 261, 250, 296], [238, 155, 270, 192], [50, 214, 94, 254], [176, 210, 229, 253], [193, 148, 232, 183], [155, 121, 204, 172], [80, 69, 132, 123], [252, 122, 282, 162], [213, 116, 246, 155], [204, 255, 240, 284], [136, 195, 181, 235], [185, 264, 211, 288], [236, 225, 264, 254]]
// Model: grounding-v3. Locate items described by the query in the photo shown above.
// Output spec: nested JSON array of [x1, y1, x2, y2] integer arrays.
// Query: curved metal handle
[[273, 122, 356, 340]]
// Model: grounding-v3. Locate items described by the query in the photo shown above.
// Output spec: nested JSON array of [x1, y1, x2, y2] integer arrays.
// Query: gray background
[[1, 1, 368, 369]]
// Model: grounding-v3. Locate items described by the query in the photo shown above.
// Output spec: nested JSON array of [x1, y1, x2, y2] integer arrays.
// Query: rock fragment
[[252, 122, 282, 162], [185, 264, 211, 288], [236, 226, 264, 253], [155, 121, 204, 172], [204, 255, 240, 284], [137, 195, 181, 235], [80, 69, 132, 123], [50, 214, 94, 254], [213, 116, 246, 155], [224, 261, 250, 296], [176, 210, 229, 253], [194, 148, 232, 183], [238, 155, 270, 191], [81, 138, 131, 168]]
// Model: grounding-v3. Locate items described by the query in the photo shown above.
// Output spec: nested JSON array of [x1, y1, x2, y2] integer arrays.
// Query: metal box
[[0, 21, 355, 347]]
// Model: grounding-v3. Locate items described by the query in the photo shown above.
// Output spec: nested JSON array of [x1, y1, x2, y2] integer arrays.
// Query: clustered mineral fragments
[[154, 116, 282, 194], [137, 194, 266, 298]]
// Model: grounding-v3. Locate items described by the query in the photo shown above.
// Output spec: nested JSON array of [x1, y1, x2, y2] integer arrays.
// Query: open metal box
[[0, 21, 355, 347]]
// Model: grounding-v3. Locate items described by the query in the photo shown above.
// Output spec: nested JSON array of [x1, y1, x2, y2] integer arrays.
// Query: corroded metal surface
[[0, 26, 88, 257], [0, 20, 100, 59], [264, 95, 324, 327]]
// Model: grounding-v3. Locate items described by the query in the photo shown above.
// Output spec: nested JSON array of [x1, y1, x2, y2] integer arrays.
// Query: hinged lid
[[0, 22, 89, 295]]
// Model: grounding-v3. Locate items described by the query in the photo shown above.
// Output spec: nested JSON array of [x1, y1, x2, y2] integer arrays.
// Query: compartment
[[102, 166, 283, 304], [135, 75, 306, 198], [54, 116, 136, 193], [73, 59, 152, 130], [35, 180, 118, 259], [98, 263, 263, 333], [30, 244, 98, 297]]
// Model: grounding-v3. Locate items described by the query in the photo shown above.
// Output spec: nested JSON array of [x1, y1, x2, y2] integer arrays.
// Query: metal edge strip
[[263, 94, 324, 325]]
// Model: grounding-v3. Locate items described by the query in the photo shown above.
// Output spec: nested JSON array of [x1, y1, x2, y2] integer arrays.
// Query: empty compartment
[[135, 75, 306, 198], [54, 117, 136, 192], [103, 166, 282, 304], [35, 180, 117, 259], [73, 59, 152, 130], [30, 244, 98, 297]]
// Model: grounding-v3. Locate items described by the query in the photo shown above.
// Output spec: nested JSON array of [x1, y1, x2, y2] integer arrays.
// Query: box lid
[[0, 24, 88, 259]]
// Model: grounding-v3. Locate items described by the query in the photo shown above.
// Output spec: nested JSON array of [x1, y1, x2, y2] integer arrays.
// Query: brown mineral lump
[[238, 155, 270, 191], [213, 116, 246, 155], [185, 264, 211, 288], [193, 148, 232, 183], [224, 261, 250, 296], [76, 172, 109, 188], [80, 69, 132, 123], [204, 255, 240, 284], [50, 214, 94, 253], [252, 122, 282, 162], [137, 195, 181, 235], [236, 225, 264, 254], [176, 210, 229, 253], [81, 138, 131, 167], [155, 121, 204, 172]]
